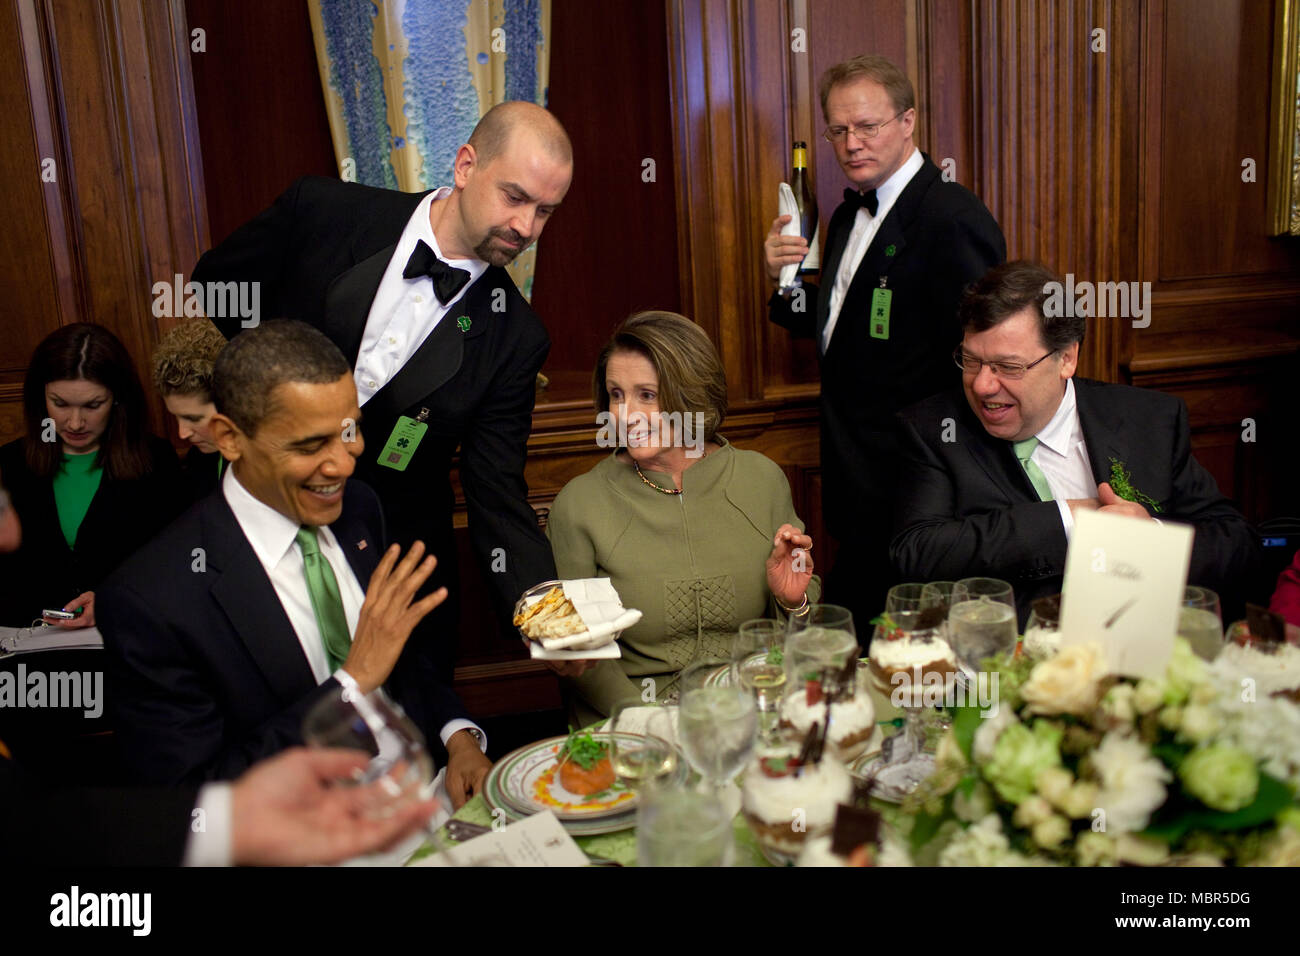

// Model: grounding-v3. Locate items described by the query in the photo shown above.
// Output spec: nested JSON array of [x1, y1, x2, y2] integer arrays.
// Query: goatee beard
[[475, 228, 528, 266]]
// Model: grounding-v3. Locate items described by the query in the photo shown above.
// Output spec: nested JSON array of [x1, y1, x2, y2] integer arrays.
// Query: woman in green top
[[0, 324, 181, 627], [546, 311, 818, 723]]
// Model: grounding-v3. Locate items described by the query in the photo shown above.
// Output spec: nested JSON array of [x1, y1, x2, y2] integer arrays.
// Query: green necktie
[[1012, 437, 1055, 502], [295, 526, 351, 672]]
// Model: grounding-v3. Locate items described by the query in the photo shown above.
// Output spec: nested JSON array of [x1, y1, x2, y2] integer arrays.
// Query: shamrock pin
[[456, 316, 472, 332], [885, 244, 897, 257]]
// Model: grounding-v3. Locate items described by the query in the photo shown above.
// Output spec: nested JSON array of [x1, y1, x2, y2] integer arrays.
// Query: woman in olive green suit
[[546, 311, 819, 724]]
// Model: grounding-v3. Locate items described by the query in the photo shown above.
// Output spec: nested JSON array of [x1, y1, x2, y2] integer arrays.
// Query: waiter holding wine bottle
[[763, 54, 1006, 637]]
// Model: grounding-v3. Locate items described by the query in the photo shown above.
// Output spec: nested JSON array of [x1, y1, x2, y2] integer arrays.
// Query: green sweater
[[546, 437, 819, 722]]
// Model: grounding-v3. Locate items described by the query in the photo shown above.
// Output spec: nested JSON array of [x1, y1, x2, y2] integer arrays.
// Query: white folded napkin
[[522, 578, 639, 659], [777, 182, 820, 290]]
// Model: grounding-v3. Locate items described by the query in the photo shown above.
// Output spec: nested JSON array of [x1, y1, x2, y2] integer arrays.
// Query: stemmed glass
[[1179, 586, 1224, 661], [885, 583, 927, 613], [920, 581, 955, 613], [678, 659, 758, 798], [948, 577, 1017, 672], [608, 699, 678, 791], [302, 686, 438, 838], [731, 619, 787, 744]]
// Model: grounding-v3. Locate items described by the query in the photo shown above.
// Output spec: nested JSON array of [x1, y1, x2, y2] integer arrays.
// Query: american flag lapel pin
[[357, 539, 368, 551]]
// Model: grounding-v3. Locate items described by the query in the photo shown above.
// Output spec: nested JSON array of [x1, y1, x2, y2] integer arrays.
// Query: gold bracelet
[[775, 592, 809, 615]]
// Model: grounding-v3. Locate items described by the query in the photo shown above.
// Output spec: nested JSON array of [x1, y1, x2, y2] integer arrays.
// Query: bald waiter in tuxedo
[[192, 102, 573, 682]]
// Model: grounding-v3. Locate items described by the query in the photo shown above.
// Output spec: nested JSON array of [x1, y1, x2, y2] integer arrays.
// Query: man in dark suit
[[764, 54, 1005, 634], [191, 101, 573, 680], [99, 322, 491, 806], [891, 260, 1260, 626]]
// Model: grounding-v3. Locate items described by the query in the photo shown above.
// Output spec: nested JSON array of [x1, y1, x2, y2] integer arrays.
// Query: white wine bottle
[[791, 141, 820, 273]]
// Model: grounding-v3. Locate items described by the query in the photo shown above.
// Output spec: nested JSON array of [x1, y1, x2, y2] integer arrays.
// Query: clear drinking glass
[[951, 577, 1015, 608], [885, 583, 927, 614], [785, 606, 858, 690], [1179, 586, 1224, 661], [608, 699, 678, 791], [948, 598, 1019, 671], [302, 686, 435, 821], [636, 787, 731, 866], [678, 660, 758, 788], [920, 581, 955, 614], [731, 619, 787, 744]]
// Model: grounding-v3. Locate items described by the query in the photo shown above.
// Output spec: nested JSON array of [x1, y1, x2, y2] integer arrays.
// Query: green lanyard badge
[[377, 408, 430, 472]]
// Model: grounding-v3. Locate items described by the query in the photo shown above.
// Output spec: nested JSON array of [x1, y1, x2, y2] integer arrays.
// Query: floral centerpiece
[[898, 638, 1300, 866]]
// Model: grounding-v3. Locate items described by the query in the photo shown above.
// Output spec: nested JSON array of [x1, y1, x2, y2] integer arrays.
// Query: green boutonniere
[[1108, 457, 1162, 513]]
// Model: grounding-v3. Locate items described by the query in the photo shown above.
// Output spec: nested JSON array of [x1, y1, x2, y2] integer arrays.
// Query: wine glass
[[948, 598, 1019, 672], [302, 686, 436, 828], [885, 583, 927, 613], [920, 581, 955, 614], [1180, 587, 1224, 661], [608, 699, 678, 791], [951, 577, 1015, 607], [865, 608, 951, 800], [678, 659, 758, 794], [731, 619, 787, 743]]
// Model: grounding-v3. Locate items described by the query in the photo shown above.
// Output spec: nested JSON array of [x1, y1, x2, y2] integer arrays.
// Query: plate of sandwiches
[[512, 579, 641, 661]]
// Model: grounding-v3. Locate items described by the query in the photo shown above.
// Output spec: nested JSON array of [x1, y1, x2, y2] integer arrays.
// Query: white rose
[[1032, 814, 1071, 850], [1020, 642, 1108, 716], [1092, 732, 1171, 833], [1035, 766, 1074, 808], [1099, 684, 1136, 725], [1133, 679, 1166, 714], [1177, 704, 1220, 744], [1013, 795, 1054, 828]]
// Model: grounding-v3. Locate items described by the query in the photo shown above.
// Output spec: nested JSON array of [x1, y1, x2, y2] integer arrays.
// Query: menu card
[[1059, 510, 1193, 679], [410, 811, 590, 867]]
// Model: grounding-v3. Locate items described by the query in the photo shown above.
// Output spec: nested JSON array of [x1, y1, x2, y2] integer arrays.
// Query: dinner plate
[[484, 733, 689, 825]]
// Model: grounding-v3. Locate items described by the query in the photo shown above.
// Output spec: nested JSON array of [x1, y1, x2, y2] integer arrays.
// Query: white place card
[[1059, 510, 1193, 679], [410, 810, 590, 868]]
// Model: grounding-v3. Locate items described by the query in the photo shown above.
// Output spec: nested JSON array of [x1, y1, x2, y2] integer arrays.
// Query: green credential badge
[[377, 415, 428, 472], [870, 286, 892, 340]]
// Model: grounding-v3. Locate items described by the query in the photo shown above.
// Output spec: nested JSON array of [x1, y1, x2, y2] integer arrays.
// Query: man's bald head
[[468, 101, 573, 169]]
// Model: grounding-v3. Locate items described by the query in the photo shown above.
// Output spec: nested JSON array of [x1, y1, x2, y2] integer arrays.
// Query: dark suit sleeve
[[1162, 400, 1261, 608], [768, 285, 819, 339], [191, 178, 309, 340], [457, 332, 557, 613], [889, 412, 1069, 581], [99, 581, 339, 785], [0, 756, 197, 866]]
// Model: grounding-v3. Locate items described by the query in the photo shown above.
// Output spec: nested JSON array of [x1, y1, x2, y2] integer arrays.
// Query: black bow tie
[[403, 240, 470, 304], [843, 187, 879, 217]]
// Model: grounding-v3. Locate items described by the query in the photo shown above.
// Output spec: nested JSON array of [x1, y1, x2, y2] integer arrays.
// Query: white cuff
[[183, 782, 233, 867], [333, 668, 360, 698], [1055, 499, 1075, 539], [440, 719, 487, 752]]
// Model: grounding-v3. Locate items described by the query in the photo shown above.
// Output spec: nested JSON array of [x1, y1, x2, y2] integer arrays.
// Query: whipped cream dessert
[[1213, 641, 1300, 699], [870, 634, 957, 671], [1022, 626, 1062, 661], [742, 755, 853, 861], [780, 687, 876, 761]]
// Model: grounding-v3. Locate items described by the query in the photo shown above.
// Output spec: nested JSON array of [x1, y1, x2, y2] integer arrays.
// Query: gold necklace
[[633, 461, 682, 495]]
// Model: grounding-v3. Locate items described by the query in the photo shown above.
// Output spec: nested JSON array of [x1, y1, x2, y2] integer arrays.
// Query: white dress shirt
[[1027, 379, 1097, 537], [823, 146, 925, 351], [353, 187, 488, 405]]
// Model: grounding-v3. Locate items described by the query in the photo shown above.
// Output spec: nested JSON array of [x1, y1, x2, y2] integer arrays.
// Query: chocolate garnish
[[916, 605, 947, 630], [1246, 603, 1286, 647], [831, 804, 881, 856], [1031, 593, 1062, 628], [796, 721, 820, 768]]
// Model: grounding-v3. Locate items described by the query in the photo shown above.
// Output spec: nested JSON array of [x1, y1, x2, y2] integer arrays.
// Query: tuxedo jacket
[[890, 379, 1260, 622], [97, 479, 468, 786], [192, 177, 557, 635], [0, 436, 184, 626], [769, 153, 1005, 537]]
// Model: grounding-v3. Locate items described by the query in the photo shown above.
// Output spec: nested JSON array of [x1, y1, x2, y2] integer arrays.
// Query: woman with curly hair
[[151, 319, 229, 502]]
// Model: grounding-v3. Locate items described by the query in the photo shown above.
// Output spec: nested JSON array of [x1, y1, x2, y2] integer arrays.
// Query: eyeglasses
[[823, 111, 907, 144], [953, 346, 1057, 380]]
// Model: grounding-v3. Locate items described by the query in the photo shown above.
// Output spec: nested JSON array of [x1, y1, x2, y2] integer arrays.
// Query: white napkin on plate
[[523, 578, 639, 659]]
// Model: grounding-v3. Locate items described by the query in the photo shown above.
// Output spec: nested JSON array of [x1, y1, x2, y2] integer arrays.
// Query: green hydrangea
[[1178, 745, 1259, 812], [986, 720, 1064, 804]]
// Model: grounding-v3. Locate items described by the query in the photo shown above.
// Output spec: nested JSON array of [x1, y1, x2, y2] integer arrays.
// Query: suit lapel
[[1074, 379, 1125, 487], [816, 212, 851, 350], [323, 244, 396, 364], [331, 502, 381, 590], [958, 401, 1042, 502], [201, 497, 319, 702]]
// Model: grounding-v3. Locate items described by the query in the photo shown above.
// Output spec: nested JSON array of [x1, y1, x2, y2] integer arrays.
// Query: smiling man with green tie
[[98, 321, 491, 807], [889, 260, 1258, 627]]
